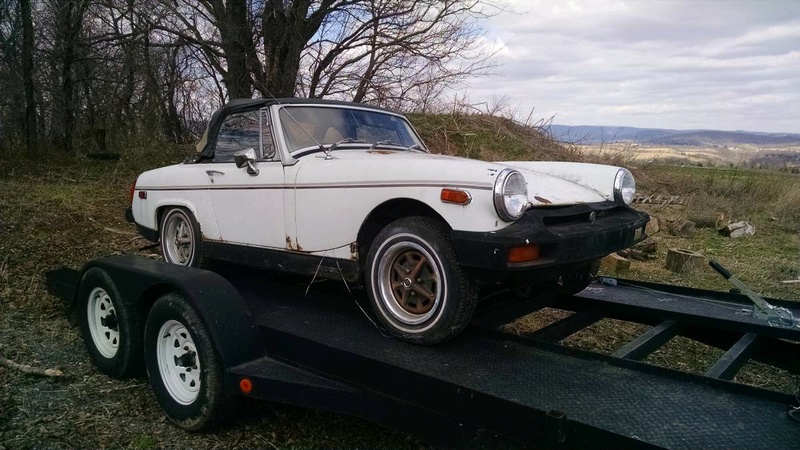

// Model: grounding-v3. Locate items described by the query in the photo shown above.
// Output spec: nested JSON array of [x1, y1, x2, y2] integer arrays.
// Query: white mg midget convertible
[[127, 98, 648, 344]]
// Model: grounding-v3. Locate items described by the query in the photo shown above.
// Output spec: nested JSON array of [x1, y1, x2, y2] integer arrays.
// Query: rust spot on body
[[350, 242, 359, 260], [367, 150, 394, 155], [534, 195, 552, 204]]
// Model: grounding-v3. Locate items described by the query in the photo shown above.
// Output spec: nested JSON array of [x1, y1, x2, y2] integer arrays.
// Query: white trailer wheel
[[156, 319, 202, 406], [86, 287, 119, 359]]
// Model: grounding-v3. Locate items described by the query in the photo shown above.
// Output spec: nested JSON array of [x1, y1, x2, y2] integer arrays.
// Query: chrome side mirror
[[233, 148, 259, 176]]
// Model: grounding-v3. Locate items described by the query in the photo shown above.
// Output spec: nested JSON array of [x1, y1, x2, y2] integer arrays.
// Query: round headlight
[[613, 169, 636, 205], [494, 169, 529, 221]]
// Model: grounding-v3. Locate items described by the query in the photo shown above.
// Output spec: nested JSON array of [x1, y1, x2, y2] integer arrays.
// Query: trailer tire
[[78, 267, 144, 378], [144, 292, 230, 431], [366, 217, 477, 345]]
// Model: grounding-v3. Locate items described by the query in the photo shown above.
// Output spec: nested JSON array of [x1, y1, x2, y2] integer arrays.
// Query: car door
[[206, 108, 286, 248]]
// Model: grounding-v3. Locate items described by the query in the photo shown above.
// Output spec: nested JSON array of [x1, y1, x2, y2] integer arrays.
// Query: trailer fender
[[75, 255, 264, 370]]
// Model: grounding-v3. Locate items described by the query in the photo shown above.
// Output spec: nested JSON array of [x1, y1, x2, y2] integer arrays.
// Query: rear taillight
[[129, 180, 136, 205]]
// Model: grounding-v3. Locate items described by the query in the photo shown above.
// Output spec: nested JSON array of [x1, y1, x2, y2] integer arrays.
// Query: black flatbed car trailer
[[47, 255, 800, 449]]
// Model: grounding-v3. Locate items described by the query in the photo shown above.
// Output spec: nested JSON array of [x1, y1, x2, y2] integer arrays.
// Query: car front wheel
[[160, 207, 205, 268], [365, 217, 477, 345]]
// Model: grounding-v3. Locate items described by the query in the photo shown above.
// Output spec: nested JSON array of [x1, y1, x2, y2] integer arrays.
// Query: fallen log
[[617, 249, 656, 261], [0, 355, 64, 378], [688, 212, 725, 229], [667, 220, 697, 239]]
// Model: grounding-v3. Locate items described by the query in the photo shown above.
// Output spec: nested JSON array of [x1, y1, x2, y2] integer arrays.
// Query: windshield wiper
[[321, 138, 365, 159], [370, 140, 396, 149], [330, 137, 364, 151], [370, 140, 427, 152]]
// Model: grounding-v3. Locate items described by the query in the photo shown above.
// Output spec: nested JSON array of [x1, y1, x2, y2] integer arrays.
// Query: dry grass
[[0, 149, 423, 449], [1, 113, 798, 448], [409, 113, 580, 162]]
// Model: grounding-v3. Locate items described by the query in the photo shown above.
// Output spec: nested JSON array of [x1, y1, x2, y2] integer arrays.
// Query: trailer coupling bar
[[709, 260, 800, 330]]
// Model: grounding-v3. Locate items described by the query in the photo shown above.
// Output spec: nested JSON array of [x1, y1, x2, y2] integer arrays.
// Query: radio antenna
[[251, 79, 325, 153]]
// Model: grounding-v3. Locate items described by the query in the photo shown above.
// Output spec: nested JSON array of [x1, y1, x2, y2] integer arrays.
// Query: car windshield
[[279, 106, 424, 154]]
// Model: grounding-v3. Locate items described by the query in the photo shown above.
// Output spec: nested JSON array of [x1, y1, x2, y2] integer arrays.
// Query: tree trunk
[[54, 0, 87, 154], [261, 0, 334, 97], [217, 0, 259, 99], [21, 0, 37, 152]]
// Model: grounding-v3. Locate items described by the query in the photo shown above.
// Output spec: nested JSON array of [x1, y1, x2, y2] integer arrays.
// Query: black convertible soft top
[[194, 98, 400, 159]]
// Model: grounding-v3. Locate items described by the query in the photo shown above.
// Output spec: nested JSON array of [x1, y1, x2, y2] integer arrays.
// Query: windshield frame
[[274, 104, 428, 161]]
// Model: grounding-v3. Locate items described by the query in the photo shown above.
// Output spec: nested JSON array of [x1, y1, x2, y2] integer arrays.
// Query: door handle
[[206, 170, 225, 176]]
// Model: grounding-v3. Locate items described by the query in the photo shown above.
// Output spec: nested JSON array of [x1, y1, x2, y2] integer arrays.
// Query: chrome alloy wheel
[[163, 212, 194, 265], [86, 287, 119, 358], [156, 320, 201, 405], [377, 240, 443, 325]]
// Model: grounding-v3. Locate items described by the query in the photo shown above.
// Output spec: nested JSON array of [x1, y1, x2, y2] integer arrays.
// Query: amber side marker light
[[440, 188, 471, 205], [508, 244, 540, 263], [239, 377, 253, 394]]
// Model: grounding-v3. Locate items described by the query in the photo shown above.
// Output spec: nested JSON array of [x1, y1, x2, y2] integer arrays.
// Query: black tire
[[144, 292, 230, 431], [365, 217, 477, 345], [159, 207, 206, 268], [77, 267, 144, 378]]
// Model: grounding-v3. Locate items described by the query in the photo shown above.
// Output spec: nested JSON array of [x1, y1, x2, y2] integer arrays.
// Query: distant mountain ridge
[[548, 125, 800, 146]]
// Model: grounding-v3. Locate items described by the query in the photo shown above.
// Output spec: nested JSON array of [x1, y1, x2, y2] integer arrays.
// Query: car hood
[[294, 150, 618, 205]]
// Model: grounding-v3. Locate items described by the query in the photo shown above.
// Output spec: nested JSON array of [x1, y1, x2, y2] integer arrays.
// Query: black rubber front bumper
[[451, 202, 648, 281]]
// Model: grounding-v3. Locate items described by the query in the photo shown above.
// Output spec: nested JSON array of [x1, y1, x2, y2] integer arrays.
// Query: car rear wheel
[[366, 217, 477, 345], [160, 207, 205, 268]]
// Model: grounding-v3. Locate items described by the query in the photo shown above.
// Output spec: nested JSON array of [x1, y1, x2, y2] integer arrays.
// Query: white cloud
[[457, 0, 800, 133]]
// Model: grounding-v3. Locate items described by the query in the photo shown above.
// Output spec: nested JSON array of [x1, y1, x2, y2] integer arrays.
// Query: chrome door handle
[[206, 170, 225, 176]]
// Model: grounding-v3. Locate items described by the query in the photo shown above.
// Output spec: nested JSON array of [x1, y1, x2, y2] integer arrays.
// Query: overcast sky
[[461, 0, 800, 133]]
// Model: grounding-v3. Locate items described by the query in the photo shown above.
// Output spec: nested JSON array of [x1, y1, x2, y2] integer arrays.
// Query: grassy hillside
[[0, 112, 797, 448]]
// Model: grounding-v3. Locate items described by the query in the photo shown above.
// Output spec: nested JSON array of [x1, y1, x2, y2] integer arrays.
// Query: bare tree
[[0, 0, 500, 154], [39, 0, 91, 153], [145, 0, 258, 99], [302, 0, 498, 109]]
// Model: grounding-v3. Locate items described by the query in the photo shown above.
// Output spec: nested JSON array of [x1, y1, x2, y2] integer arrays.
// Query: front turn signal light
[[508, 244, 540, 263], [441, 188, 472, 205]]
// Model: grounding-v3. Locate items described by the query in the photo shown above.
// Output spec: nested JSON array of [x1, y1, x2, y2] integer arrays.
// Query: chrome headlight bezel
[[493, 168, 529, 222], [613, 168, 636, 205]]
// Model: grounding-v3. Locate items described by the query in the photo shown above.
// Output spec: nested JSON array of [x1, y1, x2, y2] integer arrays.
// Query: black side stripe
[[138, 182, 493, 191]]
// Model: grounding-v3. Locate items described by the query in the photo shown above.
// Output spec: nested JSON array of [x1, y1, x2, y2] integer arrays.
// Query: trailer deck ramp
[[221, 269, 800, 449]]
